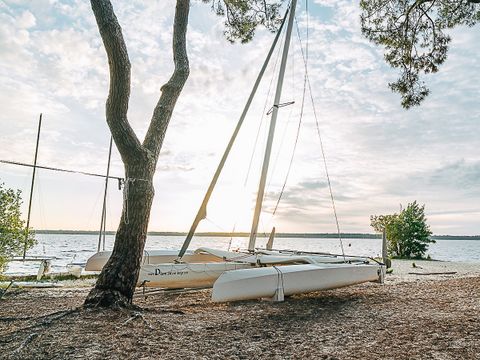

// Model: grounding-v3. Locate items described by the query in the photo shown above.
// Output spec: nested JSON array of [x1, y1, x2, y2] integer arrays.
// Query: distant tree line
[[34, 230, 480, 240]]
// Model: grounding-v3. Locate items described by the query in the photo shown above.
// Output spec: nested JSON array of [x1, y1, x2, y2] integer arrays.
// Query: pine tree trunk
[[84, 0, 190, 308], [85, 163, 155, 308]]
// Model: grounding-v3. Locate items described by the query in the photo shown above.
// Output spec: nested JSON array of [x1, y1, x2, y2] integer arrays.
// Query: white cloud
[[17, 9, 35, 28], [0, 0, 478, 235]]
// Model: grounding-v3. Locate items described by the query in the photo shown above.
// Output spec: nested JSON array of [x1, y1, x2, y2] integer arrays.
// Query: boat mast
[[97, 136, 113, 252], [176, 9, 290, 260], [23, 113, 42, 259], [248, 0, 297, 251]]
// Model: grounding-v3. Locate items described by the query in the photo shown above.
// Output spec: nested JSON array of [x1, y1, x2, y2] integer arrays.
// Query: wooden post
[[98, 136, 113, 252], [382, 228, 388, 266], [23, 113, 42, 260], [266, 226, 276, 250]]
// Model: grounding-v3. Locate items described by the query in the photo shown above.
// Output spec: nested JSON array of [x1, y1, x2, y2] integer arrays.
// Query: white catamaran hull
[[212, 263, 385, 302], [85, 249, 224, 271], [138, 262, 253, 288]]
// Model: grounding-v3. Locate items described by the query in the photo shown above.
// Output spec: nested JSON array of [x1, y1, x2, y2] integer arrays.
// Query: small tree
[[0, 183, 36, 271], [371, 201, 434, 259], [370, 213, 401, 256]]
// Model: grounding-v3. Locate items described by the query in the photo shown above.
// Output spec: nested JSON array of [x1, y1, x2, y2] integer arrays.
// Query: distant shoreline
[[33, 230, 480, 240]]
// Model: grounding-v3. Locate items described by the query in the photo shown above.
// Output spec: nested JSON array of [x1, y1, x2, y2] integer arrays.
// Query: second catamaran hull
[[212, 263, 385, 302], [138, 262, 253, 288], [85, 249, 224, 271]]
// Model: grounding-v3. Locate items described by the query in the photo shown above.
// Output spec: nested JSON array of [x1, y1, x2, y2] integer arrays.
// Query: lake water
[[5, 234, 480, 275]]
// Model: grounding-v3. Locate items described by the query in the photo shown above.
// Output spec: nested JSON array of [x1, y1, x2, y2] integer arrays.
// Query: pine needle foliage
[[360, 0, 480, 108]]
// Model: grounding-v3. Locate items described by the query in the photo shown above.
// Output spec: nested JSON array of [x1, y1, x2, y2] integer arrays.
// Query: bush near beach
[[371, 201, 435, 259], [0, 182, 36, 272]]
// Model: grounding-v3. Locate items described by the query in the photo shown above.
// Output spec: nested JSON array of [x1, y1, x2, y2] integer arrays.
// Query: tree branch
[[90, 0, 144, 162], [143, 0, 190, 159]]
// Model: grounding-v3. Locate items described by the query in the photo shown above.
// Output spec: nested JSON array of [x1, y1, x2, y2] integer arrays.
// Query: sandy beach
[[1, 259, 479, 359]]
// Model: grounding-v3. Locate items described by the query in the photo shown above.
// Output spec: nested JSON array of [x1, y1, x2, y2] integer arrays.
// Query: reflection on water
[[5, 234, 480, 275]]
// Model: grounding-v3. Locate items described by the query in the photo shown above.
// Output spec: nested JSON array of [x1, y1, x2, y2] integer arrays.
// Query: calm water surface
[[6, 234, 480, 275]]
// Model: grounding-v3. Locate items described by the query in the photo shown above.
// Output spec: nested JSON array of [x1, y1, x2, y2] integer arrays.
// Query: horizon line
[[33, 229, 480, 239]]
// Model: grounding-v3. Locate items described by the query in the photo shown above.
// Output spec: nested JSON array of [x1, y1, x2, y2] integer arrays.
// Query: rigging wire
[[294, 13, 347, 261], [243, 21, 287, 187], [230, 36, 286, 248], [271, 60, 307, 217], [266, 104, 294, 193], [265, 30, 298, 193], [267, 11, 310, 219], [0, 159, 123, 184], [261, 25, 298, 237], [234, 14, 288, 245], [85, 184, 105, 231], [204, 217, 229, 233]]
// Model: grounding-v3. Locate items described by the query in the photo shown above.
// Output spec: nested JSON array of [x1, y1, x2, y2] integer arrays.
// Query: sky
[[0, 0, 478, 235]]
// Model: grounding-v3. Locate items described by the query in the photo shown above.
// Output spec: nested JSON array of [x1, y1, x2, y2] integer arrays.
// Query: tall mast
[[248, 0, 297, 251], [97, 136, 113, 252], [176, 10, 289, 260], [23, 113, 42, 259]]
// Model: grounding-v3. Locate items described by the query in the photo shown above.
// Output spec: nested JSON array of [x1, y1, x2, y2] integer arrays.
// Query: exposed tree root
[[6, 309, 79, 335], [0, 316, 35, 322], [84, 287, 136, 310], [122, 311, 153, 329], [12, 332, 38, 355], [3, 308, 79, 359]]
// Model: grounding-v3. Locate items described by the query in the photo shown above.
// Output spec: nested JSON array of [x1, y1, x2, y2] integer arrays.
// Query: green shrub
[[0, 182, 36, 271], [371, 201, 434, 259]]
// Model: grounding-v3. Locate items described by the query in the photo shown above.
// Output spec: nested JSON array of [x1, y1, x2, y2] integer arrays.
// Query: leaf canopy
[[360, 0, 480, 108], [204, 0, 284, 43]]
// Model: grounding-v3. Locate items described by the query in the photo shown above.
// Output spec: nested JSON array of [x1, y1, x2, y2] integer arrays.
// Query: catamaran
[[85, 0, 385, 298]]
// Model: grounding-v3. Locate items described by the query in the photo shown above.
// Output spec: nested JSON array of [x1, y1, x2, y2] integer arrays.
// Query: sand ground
[[1, 259, 479, 359]]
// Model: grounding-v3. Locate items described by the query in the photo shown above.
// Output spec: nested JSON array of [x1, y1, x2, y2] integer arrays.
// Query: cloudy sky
[[0, 0, 478, 235]]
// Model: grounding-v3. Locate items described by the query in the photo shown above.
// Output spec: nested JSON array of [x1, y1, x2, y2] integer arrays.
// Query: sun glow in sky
[[0, 0, 479, 235]]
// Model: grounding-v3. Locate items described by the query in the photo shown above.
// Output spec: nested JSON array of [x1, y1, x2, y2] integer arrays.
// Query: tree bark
[[85, 0, 190, 308]]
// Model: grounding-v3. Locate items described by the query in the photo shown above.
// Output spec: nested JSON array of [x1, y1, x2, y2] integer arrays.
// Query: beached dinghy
[[212, 263, 385, 302]]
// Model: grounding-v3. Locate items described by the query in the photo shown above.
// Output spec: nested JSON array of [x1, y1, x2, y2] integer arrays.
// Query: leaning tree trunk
[[85, 0, 190, 308], [85, 163, 155, 307]]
